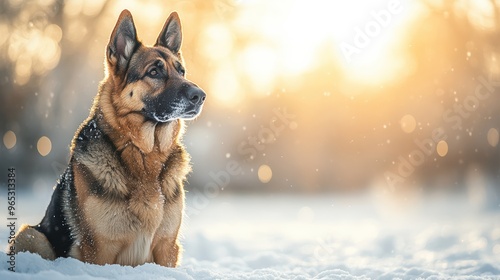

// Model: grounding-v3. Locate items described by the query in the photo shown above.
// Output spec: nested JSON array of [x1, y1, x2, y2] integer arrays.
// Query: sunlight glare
[[239, 44, 277, 94], [276, 0, 419, 85], [210, 63, 243, 106], [199, 23, 234, 62]]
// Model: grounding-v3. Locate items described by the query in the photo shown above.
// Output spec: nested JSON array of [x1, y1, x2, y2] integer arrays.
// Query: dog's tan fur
[[11, 224, 56, 260], [9, 10, 205, 267]]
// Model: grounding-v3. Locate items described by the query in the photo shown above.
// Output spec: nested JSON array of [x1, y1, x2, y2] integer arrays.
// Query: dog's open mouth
[[150, 113, 171, 123], [182, 110, 201, 119], [148, 107, 202, 123]]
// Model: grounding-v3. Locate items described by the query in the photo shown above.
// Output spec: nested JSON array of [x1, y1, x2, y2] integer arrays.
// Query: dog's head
[[105, 10, 205, 123]]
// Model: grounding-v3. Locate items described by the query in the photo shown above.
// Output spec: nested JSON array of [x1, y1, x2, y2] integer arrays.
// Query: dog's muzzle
[[143, 83, 206, 123], [182, 84, 206, 118]]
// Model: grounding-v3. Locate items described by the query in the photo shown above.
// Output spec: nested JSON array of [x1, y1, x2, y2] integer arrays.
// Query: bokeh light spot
[[487, 128, 499, 147], [45, 24, 63, 42], [258, 164, 273, 183], [436, 140, 448, 157], [400, 114, 416, 133], [3, 131, 17, 149], [297, 206, 315, 222], [37, 136, 52, 156]]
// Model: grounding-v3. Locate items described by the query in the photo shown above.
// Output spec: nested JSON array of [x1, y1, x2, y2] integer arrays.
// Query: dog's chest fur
[[71, 116, 185, 264]]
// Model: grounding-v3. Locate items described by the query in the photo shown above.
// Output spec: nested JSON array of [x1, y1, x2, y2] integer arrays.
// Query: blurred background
[[0, 0, 499, 206]]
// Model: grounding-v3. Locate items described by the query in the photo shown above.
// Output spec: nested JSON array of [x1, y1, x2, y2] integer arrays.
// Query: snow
[[1, 191, 499, 279]]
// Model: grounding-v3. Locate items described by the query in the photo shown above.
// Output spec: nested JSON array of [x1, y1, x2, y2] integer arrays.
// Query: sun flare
[[201, 0, 421, 104], [279, 0, 421, 84]]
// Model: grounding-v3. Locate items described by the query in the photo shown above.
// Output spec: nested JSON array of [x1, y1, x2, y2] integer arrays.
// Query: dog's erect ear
[[107, 10, 138, 74], [155, 12, 182, 54]]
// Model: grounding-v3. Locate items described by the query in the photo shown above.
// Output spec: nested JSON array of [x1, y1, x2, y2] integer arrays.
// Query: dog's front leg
[[152, 237, 181, 267], [10, 224, 56, 260], [79, 236, 122, 265]]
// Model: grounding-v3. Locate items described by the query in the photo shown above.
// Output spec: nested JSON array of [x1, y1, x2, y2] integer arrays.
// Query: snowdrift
[[1, 193, 499, 279]]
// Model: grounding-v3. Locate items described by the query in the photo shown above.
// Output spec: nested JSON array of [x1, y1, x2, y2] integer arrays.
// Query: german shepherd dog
[[9, 10, 205, 267]]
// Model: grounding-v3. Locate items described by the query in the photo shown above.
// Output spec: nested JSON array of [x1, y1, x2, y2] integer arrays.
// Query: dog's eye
[[147, 67, 159, 78], [174, 61, 185, 76]]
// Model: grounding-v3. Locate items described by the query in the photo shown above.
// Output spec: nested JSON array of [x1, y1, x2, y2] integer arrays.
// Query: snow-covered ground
[[1, 189, 499, 279]]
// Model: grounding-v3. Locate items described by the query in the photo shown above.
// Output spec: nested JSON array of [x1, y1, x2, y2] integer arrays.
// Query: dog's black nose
[[185, 86, 206, 106]]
